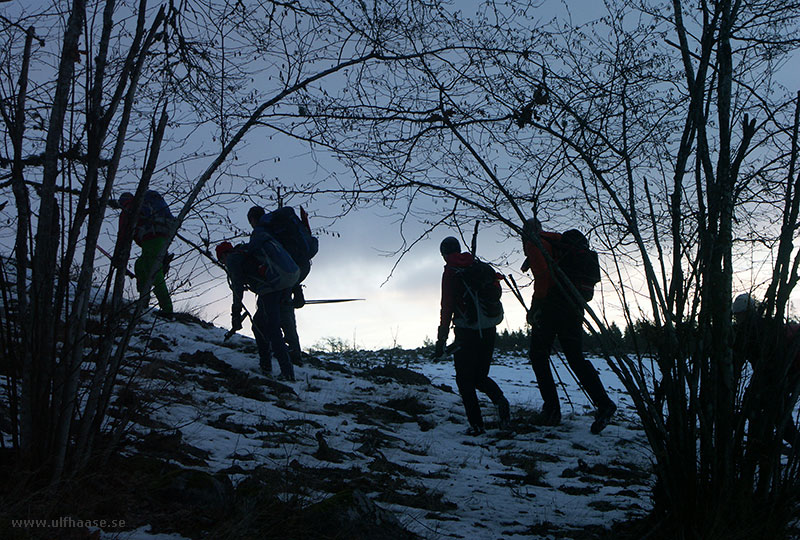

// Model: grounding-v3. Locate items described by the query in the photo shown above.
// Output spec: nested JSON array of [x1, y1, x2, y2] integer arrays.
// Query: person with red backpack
[[434, 236, 511, 436], [216, 240, 298, 380], [117, 191, 174, 317], [732, 293, 800, 449], [521, 217, 615, 433]]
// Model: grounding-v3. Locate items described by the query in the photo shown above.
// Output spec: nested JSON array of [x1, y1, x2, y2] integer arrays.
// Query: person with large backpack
[[248, 205, 318, 365], [433, 236, 511, 436], [117, 190, 175, 317], [521, 217, 616, 434], [732, 293, 800, 450], [216, 238, 299, 380]]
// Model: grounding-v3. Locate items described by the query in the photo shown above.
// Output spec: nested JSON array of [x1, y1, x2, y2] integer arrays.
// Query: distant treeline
[[495, 320, 668, 356]]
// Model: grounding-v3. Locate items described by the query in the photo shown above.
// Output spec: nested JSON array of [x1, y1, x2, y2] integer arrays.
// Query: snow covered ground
[[94, 312, 653, 539]]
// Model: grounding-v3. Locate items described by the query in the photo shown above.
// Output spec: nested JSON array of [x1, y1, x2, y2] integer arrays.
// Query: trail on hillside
[[102, 313, 652, 539]]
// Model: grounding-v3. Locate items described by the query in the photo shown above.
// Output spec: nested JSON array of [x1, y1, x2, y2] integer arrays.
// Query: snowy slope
[[107, 312, 653, 540]]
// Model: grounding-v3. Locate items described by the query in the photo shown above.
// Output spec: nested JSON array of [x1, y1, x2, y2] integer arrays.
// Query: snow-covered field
[[92, 312, 653, 539]]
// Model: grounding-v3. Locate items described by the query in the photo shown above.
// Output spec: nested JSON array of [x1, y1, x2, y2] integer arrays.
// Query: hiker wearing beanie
[[248, 205, 318, 367], [216, 240, 298, 380], [116, 191, 174, 317], [434, 236, 510, 436], [732, 292, 800, 449], [521, 217, 615, 433]]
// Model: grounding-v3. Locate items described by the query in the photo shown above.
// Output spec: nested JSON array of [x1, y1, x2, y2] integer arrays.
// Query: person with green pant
[[117, 191, 175, 317]]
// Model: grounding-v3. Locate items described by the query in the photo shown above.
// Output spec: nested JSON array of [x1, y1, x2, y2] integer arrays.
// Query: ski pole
[[554, 349, 594, 406], [302, 298, 365, 304], [550, 356, 576, 412], [175, 232, 225, 270], [502, 274, 528, 311], [508, 275, 526, 304], [223, 307, 254, 340], [470, 220, 480, 255], [97, 245, 135, 279]]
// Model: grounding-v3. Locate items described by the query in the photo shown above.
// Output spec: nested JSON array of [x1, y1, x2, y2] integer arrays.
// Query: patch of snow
[[111, 312, 654, 539]]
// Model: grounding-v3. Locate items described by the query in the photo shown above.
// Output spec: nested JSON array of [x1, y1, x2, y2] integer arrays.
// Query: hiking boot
[[496, 397, 511, 430], [162, 252, 175, 276], [536, 404, 561, 426], [289, 349, 303, 366], [155, 309, 174, 320], [277, 373, 296, 382], [590, 401, 617, 434], [465, 425, 486, 436]]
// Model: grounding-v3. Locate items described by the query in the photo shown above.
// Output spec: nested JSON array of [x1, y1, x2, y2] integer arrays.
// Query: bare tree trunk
[[74, 101, 169, 472], [2, 26, 35, 459], [54, 0, 166, 480], [765, 92, 800, 317], [22, 0, 86, 470], [707, 0, 736, 505]]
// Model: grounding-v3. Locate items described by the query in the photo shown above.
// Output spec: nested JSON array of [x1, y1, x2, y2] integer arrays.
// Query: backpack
[[136, 190, 176, 240], [247, 229, 300, 293], [257, 206, 318, 282], [453, 258, 504, 328], [554, 229, 601, 301]]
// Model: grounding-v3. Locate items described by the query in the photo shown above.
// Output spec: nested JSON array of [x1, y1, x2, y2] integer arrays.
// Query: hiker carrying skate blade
[[216, 236, 299, 381], [521, 217, 616, 433]]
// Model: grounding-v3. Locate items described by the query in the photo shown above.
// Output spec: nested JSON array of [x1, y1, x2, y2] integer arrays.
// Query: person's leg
[[260, 292, 294, 380], [472, 327, 510, 428], [783, 418, 800, 448], [780, 370, 799, 448], [135, 237, 173, 314], [251, 301, 272, 373], [453, 327, 484, 431], [280, 288, 301, 364], [473, 327, 503, 402], [558, 307, 613, 408], [529, 307, 560, 421], [133, 255, 147, 296], [556, 306, 615, 433]]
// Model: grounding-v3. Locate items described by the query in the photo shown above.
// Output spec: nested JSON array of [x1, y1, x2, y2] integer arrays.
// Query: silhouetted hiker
[[433, 236, 510, 436], [732, 293, 800, 449], [248, 205, 318, 365], [216, 240, 298, 380], [521, 217, 616, 433], [117, 190, 174, 318]]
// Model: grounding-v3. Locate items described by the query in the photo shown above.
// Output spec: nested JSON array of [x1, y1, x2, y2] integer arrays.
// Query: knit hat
[[215, 241, 234, 261], [439, 236, 461, 256], [522, 217, 541, 240], [732, 293, 759, 314], [118, 192, 134, 207], [247, 206, 265, 226]]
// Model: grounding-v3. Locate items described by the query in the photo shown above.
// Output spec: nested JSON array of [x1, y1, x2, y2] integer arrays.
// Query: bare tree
[[286, 0, 800, 535], [0, 0, 461, 482]]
